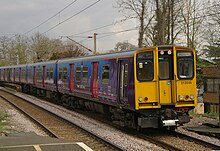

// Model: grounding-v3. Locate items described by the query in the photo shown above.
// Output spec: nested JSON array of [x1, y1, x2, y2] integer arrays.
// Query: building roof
[[203, 66, 220, 78]]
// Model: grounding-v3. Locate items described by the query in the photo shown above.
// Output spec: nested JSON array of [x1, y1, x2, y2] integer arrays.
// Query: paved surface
[[186, 124, 220, 134], [0, 132, 93, 151]]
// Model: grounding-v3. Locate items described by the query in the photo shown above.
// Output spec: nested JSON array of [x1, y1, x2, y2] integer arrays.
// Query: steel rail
[[0, 95, 58, 138], [0, 88, 124, 151], [172, 131, 220, 150]]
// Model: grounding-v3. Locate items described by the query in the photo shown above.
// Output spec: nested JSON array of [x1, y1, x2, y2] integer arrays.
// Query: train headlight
[[179, 95, 184, 100], [139, 97, 143, 102], [168, 50, 172, 55], [190, 95, 194, 99]]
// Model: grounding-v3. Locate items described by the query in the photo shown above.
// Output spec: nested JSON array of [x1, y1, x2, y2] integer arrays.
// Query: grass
[[203, 112, 219, 118], [189, 109, 219, 120], [0, 112, 7, 131]]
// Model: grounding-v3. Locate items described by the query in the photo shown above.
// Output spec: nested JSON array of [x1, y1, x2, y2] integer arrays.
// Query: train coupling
[[162, 119, 179, 126]]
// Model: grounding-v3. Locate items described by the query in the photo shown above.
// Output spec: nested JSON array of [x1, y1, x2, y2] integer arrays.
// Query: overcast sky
[[0, 0, 138, 52]]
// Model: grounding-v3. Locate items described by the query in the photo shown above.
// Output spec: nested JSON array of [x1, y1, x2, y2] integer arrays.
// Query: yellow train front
[[134, 45, 196, 129]]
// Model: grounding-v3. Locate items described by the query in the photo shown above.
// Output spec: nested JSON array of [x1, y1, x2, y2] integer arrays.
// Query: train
[[0, 45, 197, 130]]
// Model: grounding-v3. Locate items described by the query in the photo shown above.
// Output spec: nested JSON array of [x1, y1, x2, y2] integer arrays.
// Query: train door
[[7, 69, 10, 82], [158, 50, 174, 104], [69, 64, 74, 93], [43, 66, 46, 87], [119, 60, 129, 104], [13, 68, 15, 82], [3, 69, 5, 81], [92, 62, 98, 97], [33, 67, 36, 84], [19, 68, 21, 82]]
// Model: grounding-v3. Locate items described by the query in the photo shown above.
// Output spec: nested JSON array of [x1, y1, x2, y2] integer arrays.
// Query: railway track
[[171, 131, 220, 150], [1, 86, 220, 151], [138, 129, 220, 151], [0, 89, 123, 151]]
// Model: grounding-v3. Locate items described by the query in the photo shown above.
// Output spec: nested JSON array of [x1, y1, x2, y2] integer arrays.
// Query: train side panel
[[56, 55, 135, 110]]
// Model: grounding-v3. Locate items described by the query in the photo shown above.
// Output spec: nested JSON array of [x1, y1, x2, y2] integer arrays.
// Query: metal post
[[218, 84, 220, 127], [94, 33, 97, 54]]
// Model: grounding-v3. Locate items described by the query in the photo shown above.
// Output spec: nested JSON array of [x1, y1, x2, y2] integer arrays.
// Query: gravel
[[177, 115, 220, 146], [0, 97, 47, 136]]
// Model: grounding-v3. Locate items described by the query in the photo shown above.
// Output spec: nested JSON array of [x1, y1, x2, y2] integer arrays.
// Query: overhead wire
[[5, 1, 220, 41], [63, 1, 220, 38], [23, 0, 78, 36], [83, 27, 138, 42], [43, 0, 102, 34]]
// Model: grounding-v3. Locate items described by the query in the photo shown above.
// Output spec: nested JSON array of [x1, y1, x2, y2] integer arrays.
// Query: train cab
[[134, 45, 197, 128]]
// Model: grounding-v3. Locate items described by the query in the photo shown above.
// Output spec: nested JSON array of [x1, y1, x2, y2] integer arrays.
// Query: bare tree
[[202, 0, 220, 63], [117, 0, 183, 46], [117, 0, 153, 47], [114, 41, 137, 51], [29, 33, 61, 62], [0, 35, 28, 65], [50, 40, 87, 60], [179, 0, 204, 48], [0, 36, 10, 65], [147, 0, 183, 45]]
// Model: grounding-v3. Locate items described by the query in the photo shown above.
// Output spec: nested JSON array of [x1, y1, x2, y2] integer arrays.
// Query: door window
[[102, 65, 110, 84], [159, 58, 170, 79]]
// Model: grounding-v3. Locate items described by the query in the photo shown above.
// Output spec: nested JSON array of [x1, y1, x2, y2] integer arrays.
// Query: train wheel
[[168, 126, 176, 131], [137, 126, 142, 132]]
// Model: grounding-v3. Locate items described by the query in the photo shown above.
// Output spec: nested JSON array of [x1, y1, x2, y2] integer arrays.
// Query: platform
[[0, 132, 93, 151], [186, 127, 220, 134], [186, 123, 220, 137]]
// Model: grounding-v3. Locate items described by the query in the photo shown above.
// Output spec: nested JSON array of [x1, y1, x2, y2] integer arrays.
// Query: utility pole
[[94, 33, 97, 54]]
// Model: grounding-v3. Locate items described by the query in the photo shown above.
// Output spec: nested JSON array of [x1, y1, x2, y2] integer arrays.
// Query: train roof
[[27, 60, 57, 67], [0, 45, 194, 68], [58, 50, 136, 63], [0, 64, 27, 69]]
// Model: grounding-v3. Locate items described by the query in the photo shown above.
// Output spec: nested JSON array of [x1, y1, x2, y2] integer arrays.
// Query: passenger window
[[46, 68, 50, 80], [82, 66, 88, 82], [63, 67, 68, 80], [46, 67, 53, 80], [36, 67, 42, 80], [76, 66, 81, 81], [102, 65, 110, 84], [59, 67, 62, 80], [49, 68, 53, 79]]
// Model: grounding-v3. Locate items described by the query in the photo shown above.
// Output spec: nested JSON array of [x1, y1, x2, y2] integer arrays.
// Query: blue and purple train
[[0, 45, 197, 129]]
